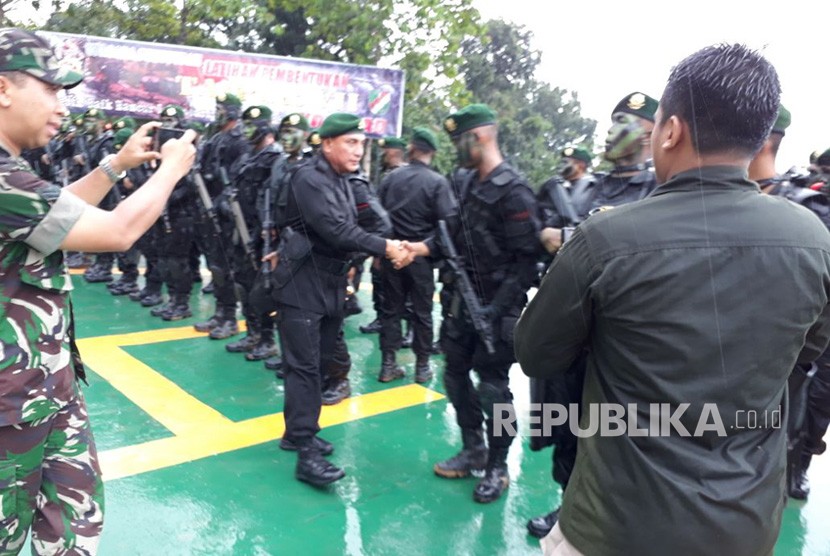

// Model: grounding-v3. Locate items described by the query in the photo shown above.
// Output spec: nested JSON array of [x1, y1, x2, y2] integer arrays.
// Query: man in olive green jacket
[[516, 44, 830, 556]]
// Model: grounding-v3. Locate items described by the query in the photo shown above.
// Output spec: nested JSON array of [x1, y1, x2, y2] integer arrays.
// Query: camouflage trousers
[[0, 394, 104, 555]]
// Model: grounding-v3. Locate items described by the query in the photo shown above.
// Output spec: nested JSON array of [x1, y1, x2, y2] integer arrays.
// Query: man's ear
[[0, 75, 14, 107], [660, 115, 684, 151]]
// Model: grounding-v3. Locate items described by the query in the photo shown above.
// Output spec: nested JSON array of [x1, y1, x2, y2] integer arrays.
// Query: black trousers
[[379, 258, 434, 355], [157, 213, 194, 297], [194, 213, 237, 311], [279, 304, 344, 441], [442, 308, 519, 449]]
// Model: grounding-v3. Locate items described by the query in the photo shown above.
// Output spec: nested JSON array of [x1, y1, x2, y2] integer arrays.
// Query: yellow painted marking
[[99, 385, 444, 481], [76, 324, 445, 481]]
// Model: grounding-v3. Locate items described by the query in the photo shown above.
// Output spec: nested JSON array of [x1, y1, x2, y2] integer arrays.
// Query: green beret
[[319, 113, 365, 138], [308, 130, 322, 147], [818, 148, 830, 168], [561, 146, 592, 164], [160, 104, 185, 119], [444, 103, 497, 137], [112, 116, 136, 131], [611, 92, 658, 122], [216, 92, 242, 107], [187, 121, 206, 133], [772, 105, 791, 135], [279, 112, 310, 132], [113, 128, 133, 150], [242, 105, 273, 122], [378, 136, 406, 149], [411, 127, 438, 151], [84, 107, 106, 120]]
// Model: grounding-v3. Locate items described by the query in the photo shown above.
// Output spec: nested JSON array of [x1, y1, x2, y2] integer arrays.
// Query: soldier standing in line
[[193, 93, 250, 340], [750, 107, 830, 501], [222, 106, 281, 361], [358, 136, 409, 332], [150, 104, 198, 321], [272, 113, 409, 486], [376, 127, 456, 384], [403, 104, 542, 503], [525, 92, 659, 539]]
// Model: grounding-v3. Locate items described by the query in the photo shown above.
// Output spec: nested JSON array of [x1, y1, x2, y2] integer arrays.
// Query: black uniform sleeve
[[293, 168, 387, 257], [489, 182, 543, 315]]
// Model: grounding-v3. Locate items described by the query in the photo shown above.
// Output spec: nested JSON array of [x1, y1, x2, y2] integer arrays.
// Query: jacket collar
[[651, 166, 758, 197]]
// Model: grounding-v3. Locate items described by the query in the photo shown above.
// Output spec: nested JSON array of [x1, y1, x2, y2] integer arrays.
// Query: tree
[[460, 19, 596, 186]]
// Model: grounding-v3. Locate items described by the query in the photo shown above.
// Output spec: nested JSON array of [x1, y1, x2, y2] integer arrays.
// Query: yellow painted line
[[99, 384, 445, 481], [77, 339, 232, 435]]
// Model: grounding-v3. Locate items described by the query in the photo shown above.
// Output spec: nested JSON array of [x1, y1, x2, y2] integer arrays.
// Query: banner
[[42, 31, 405, 137]]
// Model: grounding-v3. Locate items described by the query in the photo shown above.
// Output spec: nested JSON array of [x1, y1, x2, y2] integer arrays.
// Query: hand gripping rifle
[[221, 167, 259, 271], [437, 219, 495, 354]]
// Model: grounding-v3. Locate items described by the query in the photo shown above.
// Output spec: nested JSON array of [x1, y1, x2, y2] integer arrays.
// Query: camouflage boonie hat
[[0, 28, 83, 89]]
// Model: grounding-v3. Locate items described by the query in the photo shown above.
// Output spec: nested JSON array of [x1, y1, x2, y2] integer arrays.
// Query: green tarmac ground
[[19, 276, 830, 555]]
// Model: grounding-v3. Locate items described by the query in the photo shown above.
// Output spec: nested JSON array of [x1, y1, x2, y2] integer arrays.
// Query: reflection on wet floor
[[17, 277, 830, 555]]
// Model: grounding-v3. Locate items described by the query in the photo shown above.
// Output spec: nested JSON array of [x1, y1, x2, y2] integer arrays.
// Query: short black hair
[[658, 44, 780, 157]]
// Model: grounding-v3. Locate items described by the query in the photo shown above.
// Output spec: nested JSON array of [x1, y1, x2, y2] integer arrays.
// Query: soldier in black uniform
[[358, 136, 409, 333], [193, 93, 250, 340], [150, 104, 197, 321], [377, 127, 455, 384], [525, 92, 660, 538], [273, 113, 407, 486], [221, 106, 281, 361], [750, 107, 830, 502], [403, 104, 542, 503]]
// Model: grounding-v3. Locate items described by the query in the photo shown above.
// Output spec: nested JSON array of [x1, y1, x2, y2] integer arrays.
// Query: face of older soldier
[[0, 73, 67, 155], [323, 132, 365, 174]]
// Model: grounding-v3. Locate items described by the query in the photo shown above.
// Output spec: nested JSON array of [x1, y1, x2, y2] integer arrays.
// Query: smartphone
[[153, 127, 187, 151]]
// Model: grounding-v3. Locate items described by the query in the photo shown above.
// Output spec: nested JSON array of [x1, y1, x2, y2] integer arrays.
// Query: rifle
[[221, 167, 258, 271], [546, 178, 580, 226], [260, 183, 275, 290], [60, 159, 69, 188], [437, 219, 495, 354], [75, 134, 92, 174], [192, 170, 224, 238]]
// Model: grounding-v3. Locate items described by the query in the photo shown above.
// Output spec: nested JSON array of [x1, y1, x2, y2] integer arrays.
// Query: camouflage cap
[[279, 112, 310, 132], [308, 129, 322, 147], [319, 113, 365, 138], [112, 116, 136, 131], [411, 127, 438, 152], [444, 104, 497, 137], [242, 105, 273, 123], [160, 104, 185, 120], [0, 28, 83, 89], [378, 136, 406, 150], [561, 146, 592, 164], [113, 128, 133, 150], [216, 92, 242, 108], [772, 104, 791, 135], [611, 92, 658, 122]]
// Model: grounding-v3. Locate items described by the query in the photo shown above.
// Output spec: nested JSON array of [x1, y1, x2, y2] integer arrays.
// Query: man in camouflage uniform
[[0, 28, 195, 555]]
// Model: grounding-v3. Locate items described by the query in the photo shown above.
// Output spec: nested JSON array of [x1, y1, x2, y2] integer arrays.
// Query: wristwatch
[[98, 154, 126, 182]]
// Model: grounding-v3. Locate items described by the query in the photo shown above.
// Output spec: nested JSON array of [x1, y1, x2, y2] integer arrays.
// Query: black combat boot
[[789, 453, 812, 500], [150, 301, 172, 317], [65, 252, 89, 269], [162, 295, 192, 321], [359, 318, 382, 334], [194, 313, 221, 333], [264, 356, 284, 378], [140, 292, 164, 307], [322, 379, 351, 405], [201, 279, 214, 294], [245, 332, 278, 361], [433, 428, 488, 479], [295, 443, 345, 486], [473, 446, 510, 503], [377, 351, 405, 383], [83, 264, 113, 283], [526, 507, 560, 538], [280, 435, 334, 455], [414, 354, 433, 384], [225, 332, 261, 353], [108, 276, 139, 295], [431, 341, 443, 355], [129, 287, 146, 302]]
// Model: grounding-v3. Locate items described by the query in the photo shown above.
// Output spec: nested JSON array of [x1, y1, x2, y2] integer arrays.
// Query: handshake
[[384, 240, 430, 270]]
